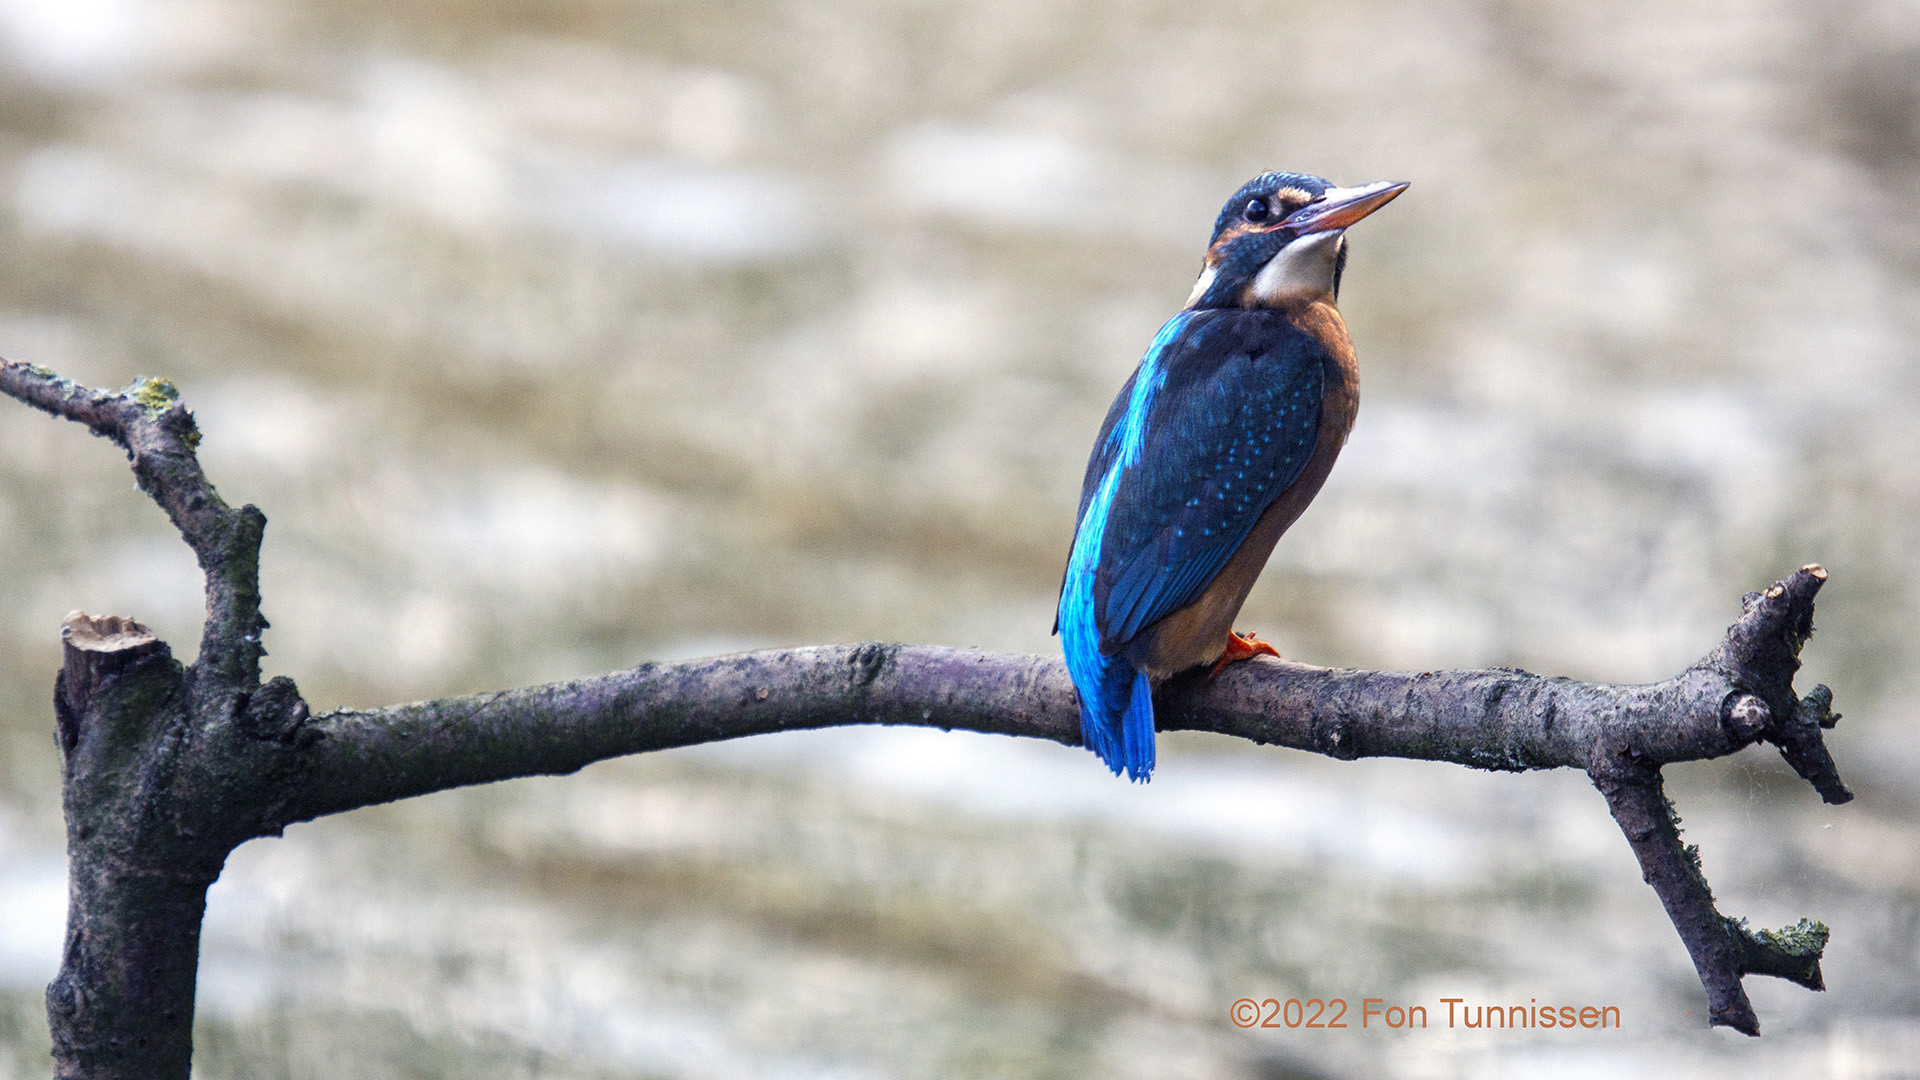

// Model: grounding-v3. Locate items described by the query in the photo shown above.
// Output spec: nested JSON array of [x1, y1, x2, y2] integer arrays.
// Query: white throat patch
[[1247, 230, 1345, 306]]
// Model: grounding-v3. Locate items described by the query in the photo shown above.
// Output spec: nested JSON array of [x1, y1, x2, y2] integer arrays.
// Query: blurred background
[[1, 0, 1918, 1075]]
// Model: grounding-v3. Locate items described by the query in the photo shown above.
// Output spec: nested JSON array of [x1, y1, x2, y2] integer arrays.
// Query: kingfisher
[[1056, 172, 1408, 781]]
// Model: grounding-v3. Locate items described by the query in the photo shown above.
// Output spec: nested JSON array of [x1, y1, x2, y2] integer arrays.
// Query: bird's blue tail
[[1057, 431, 1161, 781], [1070, 648, 1156, 782]]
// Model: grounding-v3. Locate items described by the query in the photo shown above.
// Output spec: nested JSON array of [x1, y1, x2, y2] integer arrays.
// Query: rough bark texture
[[2, 358, 1854, 1075], [46, 617, 206, 1079]]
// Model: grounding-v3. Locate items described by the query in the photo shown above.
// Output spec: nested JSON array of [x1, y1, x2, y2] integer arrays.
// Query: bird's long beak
[[1283, 180, 1410, 234]]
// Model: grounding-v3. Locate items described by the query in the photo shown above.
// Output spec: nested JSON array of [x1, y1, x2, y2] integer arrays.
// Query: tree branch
[[1, 358, 1856, 1077], [0, 361, 266, 687]]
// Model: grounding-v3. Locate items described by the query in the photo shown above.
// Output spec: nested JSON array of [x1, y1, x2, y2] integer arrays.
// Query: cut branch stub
[[54, 613, 167, 757], [1728, 917, 1828, 990]]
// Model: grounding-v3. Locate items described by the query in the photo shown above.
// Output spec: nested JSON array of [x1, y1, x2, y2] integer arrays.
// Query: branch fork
[[1, 358, 1856, 1076]]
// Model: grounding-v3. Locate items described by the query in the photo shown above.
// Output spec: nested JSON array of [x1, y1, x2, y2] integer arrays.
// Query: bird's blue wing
[[1092, 310, 1326, 651]]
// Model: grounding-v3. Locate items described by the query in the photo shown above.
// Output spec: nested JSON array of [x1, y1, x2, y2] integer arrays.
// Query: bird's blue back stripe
[[1067, 311, 1196, 597], [1111, 313, 1195, 465], [1056, 311, 1201, 781]]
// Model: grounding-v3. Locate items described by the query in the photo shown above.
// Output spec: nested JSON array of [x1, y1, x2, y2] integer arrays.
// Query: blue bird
[[1057, 172, 1408, 781]]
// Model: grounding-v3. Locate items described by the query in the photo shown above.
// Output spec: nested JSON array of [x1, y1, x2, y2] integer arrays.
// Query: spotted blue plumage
[[1057, 308, 1327, 780]]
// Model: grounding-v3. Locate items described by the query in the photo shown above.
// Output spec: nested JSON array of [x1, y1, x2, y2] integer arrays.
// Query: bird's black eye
[[1243, 197, 1270, 223]]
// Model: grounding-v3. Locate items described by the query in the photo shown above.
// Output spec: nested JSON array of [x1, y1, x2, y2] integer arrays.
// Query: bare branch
[[288, 644, 1075, 823], [1, 360, 1858, 1078], [291, 564, 1834, 820]]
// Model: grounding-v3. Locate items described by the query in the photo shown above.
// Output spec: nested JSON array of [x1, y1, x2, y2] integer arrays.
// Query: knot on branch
[[1720, 693, 1770, 741], [239, 676, 314, 746], [124, 375, 197, 444]]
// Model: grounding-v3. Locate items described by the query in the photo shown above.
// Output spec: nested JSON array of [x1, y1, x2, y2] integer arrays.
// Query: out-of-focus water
[[2, 0, 1919, 1076]]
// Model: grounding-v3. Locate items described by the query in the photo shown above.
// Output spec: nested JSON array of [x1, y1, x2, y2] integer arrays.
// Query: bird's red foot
[[1208, 630, 1282, 679]]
